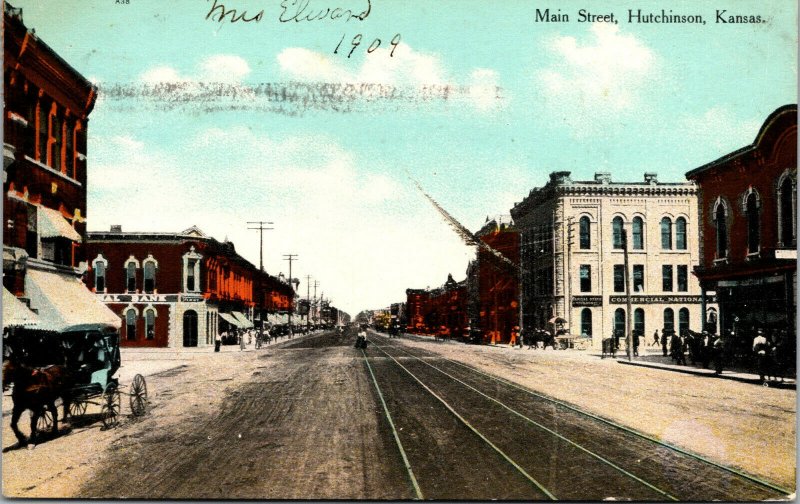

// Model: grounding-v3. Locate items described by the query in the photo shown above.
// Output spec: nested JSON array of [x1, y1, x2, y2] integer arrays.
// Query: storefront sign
[[572, 296, 602, 307], [609, 295, 705, 304], [99, 293, 170, 303]]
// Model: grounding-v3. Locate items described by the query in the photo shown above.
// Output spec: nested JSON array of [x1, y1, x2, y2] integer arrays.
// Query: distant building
[[86, 226, 294, 347], [686, 105, 796, 343], [511, 171, 714, 348], [405, 274, 468, 339], [470, 215, 519, 344], [3, 4, 119, 335]]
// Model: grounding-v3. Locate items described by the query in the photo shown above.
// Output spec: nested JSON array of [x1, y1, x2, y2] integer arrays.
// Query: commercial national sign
[[608, 295, 714, 305], [98, 293, 205, 303]]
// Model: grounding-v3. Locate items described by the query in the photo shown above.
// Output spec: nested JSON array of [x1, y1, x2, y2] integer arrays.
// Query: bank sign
[[608, 295, 716, 304]]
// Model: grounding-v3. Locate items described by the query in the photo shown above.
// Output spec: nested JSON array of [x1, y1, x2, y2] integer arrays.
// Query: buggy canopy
[[231, 311, 254, 329], [2, 287, 39, 327], [25, 268, 121, 332]]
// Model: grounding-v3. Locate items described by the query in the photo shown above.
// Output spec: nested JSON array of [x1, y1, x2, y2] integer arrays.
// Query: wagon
[[9, 327, 149, 432]]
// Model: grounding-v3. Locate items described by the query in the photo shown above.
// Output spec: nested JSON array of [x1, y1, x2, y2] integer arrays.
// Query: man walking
[[753, 329, 768, 382], [661, 330, 668, 357]]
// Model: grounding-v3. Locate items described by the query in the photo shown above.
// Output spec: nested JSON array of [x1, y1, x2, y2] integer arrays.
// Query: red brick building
[[405, 274, 468, 340], [3, 4, 119, 335], [473, 216, 519, 344], [86, 226, 295, 347], [686, 105, 796, 350]]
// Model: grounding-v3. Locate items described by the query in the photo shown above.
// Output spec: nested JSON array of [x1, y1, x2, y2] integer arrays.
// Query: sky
[[10, 0, 797, 315]]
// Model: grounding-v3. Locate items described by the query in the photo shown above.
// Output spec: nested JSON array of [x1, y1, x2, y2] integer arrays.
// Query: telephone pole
[[283, 254, 298, 335], [247, 221, 274, 271], [305, 275, 312, 332], [312, 280, 320, 327]]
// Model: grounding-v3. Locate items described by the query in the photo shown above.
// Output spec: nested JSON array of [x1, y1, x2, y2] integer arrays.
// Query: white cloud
[[468, 68, 503, 112], [138, 54, 251, 84], [682, 107, 762, 152], [535, 24, 657, 135], [140, 65, 189, 84]]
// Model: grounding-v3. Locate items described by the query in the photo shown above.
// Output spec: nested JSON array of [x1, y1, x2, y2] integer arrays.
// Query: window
[[126, 262, 137, 293], [51, 111, 62, 172], [633, 265, 644, 292], [143, 259, 156, 294], [661, 217, 672, 250], [746, 192, 760, 253], [663, 308, 675, 334], [613, 265, 625, 292], [632, 217, 644, 250], [145, 309, 155, 340], [580, 308, 592, 337], [37, 100, 47, 162], [579, 265, 591, 292], [634, 308, 645, 337], [579, 216, 591, 249], [675, 217, 687, 250], [126, 309, 137, 341], [677, 265, 688, 292], [678, 308, 689, 334], [187, 259, 196, 291], [65, 121, 74, 176], [662, 265, 673, 292], [95, 260, 106, 293], [614, 308, 626, 338], [714, 200, 728, 259], [612, 217, 624, 249], [778, 175, 796, 246]]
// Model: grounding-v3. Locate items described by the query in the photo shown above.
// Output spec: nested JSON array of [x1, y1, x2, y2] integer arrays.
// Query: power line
[[247, 221, 274, 271]]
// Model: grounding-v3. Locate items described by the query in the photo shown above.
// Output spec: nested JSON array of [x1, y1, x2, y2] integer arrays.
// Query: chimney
[[644, 172, 658, 184], [110, 225, 122, 232], [594, 172, 612, 184]]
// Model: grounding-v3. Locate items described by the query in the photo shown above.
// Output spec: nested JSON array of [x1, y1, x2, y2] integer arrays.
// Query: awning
[[37, 206, 82, 242], [218, 312, 242, 328], [231, 311, 254, 329], [25, 268, 120, 332], [2, 287, 39, 327]]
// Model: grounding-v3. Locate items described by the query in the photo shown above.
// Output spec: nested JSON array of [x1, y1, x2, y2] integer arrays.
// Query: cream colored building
[[510, 171, 717, 349]]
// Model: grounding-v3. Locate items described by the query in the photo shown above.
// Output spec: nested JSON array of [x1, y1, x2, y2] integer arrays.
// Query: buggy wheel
[[68, 400, 87, 418], [101, 389, 121, 429], [129, 374, 148, 417], [36, 409, 54, 433]]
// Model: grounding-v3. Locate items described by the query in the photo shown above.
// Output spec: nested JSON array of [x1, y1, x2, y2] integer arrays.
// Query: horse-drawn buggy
[[3, 326, 149, 446]]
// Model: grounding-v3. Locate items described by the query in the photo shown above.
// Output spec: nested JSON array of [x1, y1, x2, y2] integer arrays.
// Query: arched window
[[661, 217, 672, 250], [145, 309, 156, 340], [143, 256, 157, 294], [675, 217, 687, 250], [678, 308, 690, 334], [632, 217, 644, 250], [663, 308, 675, 334], [126, 309, 137, 341], [634, 308, 645, 337], [579, 216, 591, 249], [714, 200, 728, 259], [92, 254, 108, 293], [581, 308, 592, 337], [614, 308, 626, 338], [778, 175, 796, 246], [612, 217, 624, 249], [746, 192, 760, 254]]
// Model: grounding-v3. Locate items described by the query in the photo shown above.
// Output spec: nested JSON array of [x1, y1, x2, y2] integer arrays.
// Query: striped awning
[[231, 311, 254, 329], [2, 287, 39, 327], [218, 312, 242, 328]]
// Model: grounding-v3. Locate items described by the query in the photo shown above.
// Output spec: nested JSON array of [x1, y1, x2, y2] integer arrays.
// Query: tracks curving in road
[[364, 332, 791, 501]]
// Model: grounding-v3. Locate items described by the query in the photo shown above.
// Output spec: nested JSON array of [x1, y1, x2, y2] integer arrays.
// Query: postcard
[[2, 0, 796, 500]]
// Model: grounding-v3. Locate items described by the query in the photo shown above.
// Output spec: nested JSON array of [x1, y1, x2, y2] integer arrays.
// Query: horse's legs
[[49, 401, 59, 435], [29, 407, 40, 443], [10, 405, 27, 446]]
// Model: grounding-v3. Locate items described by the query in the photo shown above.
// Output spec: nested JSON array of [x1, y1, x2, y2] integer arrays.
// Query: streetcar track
[[372, 333, 791, 499], [371, 340, 679, 501], [363, 343, 557, 500]]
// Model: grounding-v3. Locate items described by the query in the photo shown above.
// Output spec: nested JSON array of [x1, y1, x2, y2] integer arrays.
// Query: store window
[[126, 309, 137, 341], [614, 308, 626, 338], [663, 308, 675, 334], [634, 308, 645, 337], [580, 308, 592, 337], [678, 308, 690, 334], [579, 216, 591, 249]]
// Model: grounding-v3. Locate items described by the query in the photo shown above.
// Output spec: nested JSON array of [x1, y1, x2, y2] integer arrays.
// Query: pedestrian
[[652, 329, 659, 347], [214, 332, 221, 352], [633, 331, 640, 357], [712, 335, 724, 375], [661, 330, 668, 357], [753, 328, 768, 382], [700, 331, 712, 368], [239, 330, 246, 351]]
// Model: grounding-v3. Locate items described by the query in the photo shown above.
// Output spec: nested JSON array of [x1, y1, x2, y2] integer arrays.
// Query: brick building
[[405, 274, 468, 339], [3, 4, 119, 335], [86, 226, 294, 348], [686, 105, 796, 348]]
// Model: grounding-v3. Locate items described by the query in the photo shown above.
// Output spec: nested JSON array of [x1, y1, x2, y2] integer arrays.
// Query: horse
[[2, 360, 73, 447]]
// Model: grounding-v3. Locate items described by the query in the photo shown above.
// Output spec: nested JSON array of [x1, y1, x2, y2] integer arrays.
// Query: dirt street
[[1, 330, 795, 499]]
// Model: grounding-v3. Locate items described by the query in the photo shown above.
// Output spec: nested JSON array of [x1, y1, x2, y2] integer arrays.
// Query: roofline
[[686, 104, 798, 179]]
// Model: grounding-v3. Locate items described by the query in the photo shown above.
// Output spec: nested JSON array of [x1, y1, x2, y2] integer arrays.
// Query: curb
[[617, 360, 796, 389]]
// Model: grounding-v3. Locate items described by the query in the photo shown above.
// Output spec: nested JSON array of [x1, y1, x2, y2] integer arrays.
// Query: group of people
[[214, 326, 296, 352]]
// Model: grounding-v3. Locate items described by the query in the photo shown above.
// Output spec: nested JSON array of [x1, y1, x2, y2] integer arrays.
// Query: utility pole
[[622, 229, 633, 362], [283, 254, 298, 335], [247, 221, 274, 271], [305, 274, 312, 332], [312, 280, 319, 327]]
